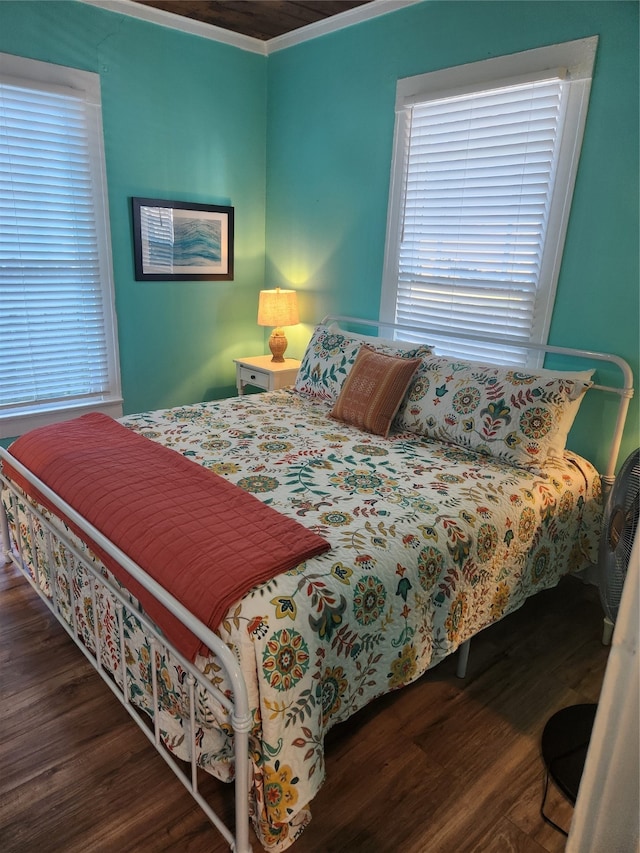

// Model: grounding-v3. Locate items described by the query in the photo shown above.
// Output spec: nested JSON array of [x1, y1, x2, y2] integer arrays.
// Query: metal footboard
[[0, 448, 253, 853]]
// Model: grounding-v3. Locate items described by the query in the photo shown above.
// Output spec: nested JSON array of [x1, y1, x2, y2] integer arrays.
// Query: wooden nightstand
[[234, 356, 301, 396]]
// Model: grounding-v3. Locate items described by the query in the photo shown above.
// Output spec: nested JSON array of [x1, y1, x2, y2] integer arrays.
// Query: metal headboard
[[322, 315, 635, 490]]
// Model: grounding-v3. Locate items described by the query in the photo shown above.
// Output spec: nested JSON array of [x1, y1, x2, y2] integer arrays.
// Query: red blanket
[[5, 413, 330, 660]]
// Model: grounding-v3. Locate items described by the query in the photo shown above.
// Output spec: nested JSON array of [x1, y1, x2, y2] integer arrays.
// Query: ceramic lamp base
[[268, 328, 288, 363]]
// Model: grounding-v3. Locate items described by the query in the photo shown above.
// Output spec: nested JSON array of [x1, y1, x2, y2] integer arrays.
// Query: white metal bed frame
[[0, 317, 634, 852]]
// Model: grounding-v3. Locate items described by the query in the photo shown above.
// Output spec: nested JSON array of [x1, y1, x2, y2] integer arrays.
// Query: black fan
[[540, 447, 640, 836]]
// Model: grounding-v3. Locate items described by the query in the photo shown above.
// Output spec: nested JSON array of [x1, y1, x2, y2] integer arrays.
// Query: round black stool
[[540, 703, 598, 835]]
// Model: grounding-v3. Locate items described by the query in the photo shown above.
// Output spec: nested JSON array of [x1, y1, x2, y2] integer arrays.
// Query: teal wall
[[266, 0, 639, 471], [0, 0, 267, 418], [1, 0, 638, 471]]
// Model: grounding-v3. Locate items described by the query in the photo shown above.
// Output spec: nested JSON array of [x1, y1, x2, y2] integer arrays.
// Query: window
[[380, 38, 597, 366], [0, 52, 122, 439]]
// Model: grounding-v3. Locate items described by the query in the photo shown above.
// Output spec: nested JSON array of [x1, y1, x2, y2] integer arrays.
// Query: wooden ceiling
[[130, 1, 373, 41]]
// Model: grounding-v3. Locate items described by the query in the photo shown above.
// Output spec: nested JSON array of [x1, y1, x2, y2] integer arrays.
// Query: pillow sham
[[326, 322, 431, 353], [330, 346, 422, 437], [294, 323, 432, 403], [395, 356, 594, 469]]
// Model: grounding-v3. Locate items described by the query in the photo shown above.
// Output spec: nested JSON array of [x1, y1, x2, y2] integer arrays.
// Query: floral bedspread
[[3, 389, 602, 851], [122, 389, 601, 849]]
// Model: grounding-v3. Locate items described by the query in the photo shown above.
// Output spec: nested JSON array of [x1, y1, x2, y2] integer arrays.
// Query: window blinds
[[395, 78, 567, 364], [0, 77, 117, 416]]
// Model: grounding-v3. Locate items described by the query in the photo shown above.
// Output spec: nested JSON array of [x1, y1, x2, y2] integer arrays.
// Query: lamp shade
[[257, 288, 299, 328]]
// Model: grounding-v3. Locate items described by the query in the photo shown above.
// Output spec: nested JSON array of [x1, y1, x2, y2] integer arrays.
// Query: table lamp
[[257, 288, 299, 362]]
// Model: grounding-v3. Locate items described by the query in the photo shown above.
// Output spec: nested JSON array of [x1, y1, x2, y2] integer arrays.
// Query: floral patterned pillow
[[294, 324, 432, 403], [395, 356, 594, 469]]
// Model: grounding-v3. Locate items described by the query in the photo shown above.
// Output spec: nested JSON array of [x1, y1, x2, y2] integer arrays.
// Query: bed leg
[[232, 709, 254, 853], [1, 496, 11, 565], [601, 616, 615, 646], [456, 639, 471, 678]]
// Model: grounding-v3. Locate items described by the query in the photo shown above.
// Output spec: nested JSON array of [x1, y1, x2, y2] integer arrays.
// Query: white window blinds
[[397, 78, 565, 362], [0, 55, 121, 437], [381, 39, 597, 366]]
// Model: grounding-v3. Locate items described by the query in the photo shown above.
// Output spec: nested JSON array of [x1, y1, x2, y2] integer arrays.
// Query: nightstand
[[234, 356, 301, 396]]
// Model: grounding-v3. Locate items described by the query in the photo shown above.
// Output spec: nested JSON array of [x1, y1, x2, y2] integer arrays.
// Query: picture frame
[[132, 197, 234, 281]]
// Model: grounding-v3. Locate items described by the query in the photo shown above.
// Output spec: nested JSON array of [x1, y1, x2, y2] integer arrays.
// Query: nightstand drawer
[[239, 365, 269, 390], [234, 356, 301, 396]]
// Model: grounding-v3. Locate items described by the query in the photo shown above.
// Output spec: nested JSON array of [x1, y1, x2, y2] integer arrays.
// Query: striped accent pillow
[[330, 345, 421, 437]]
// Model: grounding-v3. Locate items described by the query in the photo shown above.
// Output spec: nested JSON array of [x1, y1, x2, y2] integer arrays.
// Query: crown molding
[[266, 1, 421, 54], [79, 0, 423, 56], [80, 0, 268, 55]]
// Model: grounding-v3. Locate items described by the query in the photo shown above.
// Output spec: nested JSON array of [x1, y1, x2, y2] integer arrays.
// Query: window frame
[[0, 52, 122, 439], [379, 37, 598, 366]]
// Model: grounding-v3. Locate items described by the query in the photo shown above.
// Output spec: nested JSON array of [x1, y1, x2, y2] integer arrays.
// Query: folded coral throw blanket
[[5, 413, 330, 659]]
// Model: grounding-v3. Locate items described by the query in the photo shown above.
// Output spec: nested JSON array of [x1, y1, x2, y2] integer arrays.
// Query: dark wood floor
[[0, 559, 609, 853]]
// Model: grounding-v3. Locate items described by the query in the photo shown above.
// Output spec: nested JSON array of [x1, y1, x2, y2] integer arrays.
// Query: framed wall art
[[132, 197, 234, 281]]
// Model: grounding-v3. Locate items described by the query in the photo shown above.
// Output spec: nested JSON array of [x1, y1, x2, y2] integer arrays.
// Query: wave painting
[[171, 217, 222, 266], [141, 205, 227, 275]]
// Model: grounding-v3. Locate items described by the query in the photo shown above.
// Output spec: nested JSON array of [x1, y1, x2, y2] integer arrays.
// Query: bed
[[0, 317, 634, 853]]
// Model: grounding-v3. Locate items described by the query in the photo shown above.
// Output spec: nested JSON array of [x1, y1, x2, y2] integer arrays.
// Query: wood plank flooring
[[0, 559, 609, 852]]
